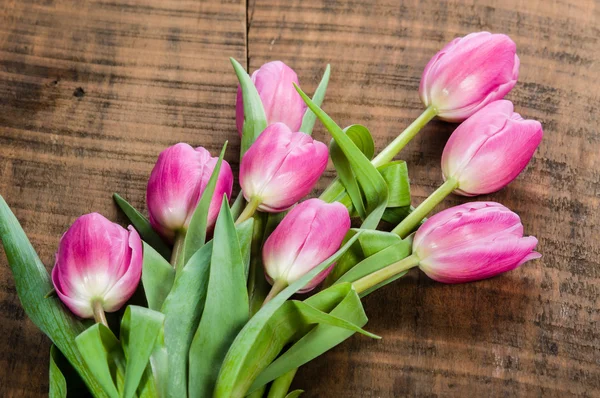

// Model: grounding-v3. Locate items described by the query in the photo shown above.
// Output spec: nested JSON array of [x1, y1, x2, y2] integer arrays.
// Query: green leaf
[[295, 85, 388, 229], [382, 206, 412, 224], [378, 161, 411, 208], [335, 240, 411, 286], [326, 229, 403, 284], [120, 306, 164, 398], [49, 345, 89, 397], [247, 212, 268, 316], [0, 196, 107, 397], [299, 64, 331, 135], [286, 390, 304, 398], [329, 125, 375, 220], [248, 211, 287, 316], [249, 284, 370, 392], [188, 198, 250, 397], [75, 324, 125, 398], [150, 332, 169, 398], [161, 241, 213, 398], [183, 142, 228, 265], [113, 193, 172, 260], [237, 218, 255, 280], [49, 346, 67, 398], [213, 232, 362, 398], [142, 242, 175, 311], [231, 57, 268, 157]]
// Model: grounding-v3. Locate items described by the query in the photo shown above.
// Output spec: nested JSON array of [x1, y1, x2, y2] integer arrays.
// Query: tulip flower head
[[263, 199, 351, 293], [236, 60, 307, 135], [442, 100, 543, 196], [146, 143, 233, 240], [51, 213, 143, 320], [420, 31, 520, 122], [413, 202, 540, 284], [239, 123, 329, 213]]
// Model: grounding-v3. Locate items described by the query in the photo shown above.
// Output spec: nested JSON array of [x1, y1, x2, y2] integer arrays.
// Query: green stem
[[236, 197, 262, 225], [319, 177, 344, 203], [268, 368, 298, 398], [320, 106, 437, 203], [92, 300, 108, 328], [248, 213, 269, 317], [262, 279, 288, 306], [352, 254, 420, 294], [372, 105, 438, 167], [247, 386, 267, 398], [392, 177, 459, 238], [170, 232, 186, 273]]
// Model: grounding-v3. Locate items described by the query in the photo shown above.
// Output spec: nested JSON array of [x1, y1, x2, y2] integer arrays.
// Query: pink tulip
[[51, 213, 142, 318], [236, 61, 307, 135], [146, 143, 233, 240], [442, 100, 543, 196], [240, 123, 328, 212], [413, 202, 540, 284], [263, 199, 351, 292], [419, 31, 520, 122]]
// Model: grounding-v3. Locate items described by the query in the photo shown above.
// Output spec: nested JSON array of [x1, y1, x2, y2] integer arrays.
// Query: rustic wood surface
[[1, 0, 598, 396]]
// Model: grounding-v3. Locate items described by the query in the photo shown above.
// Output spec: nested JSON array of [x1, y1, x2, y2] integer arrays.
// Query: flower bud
[[236, 61, 307, 135], [240, 123, 328, 212], [146, 143, 233, 240], [442, 100, 543, 196], [51, 213, 143, 318], [420, 31, 519, 122], [413, 202, 540, 284], [263, 199, 351, 292]]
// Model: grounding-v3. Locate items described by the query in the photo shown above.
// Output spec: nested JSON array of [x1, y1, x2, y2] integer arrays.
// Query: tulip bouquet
[[0, 31, 543, 398]]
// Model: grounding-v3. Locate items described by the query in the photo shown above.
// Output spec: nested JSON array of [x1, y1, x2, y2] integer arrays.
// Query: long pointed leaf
[[141, 242, 175, 311], [113, 193, 171, 260], [295, 85, 388, 229], [214, 232, 362, 397], [161, 242, 213, 398], [75, 324, 124, 398], [250, 285, 369, 391], [49, 346, 67, 398], [329, 124, 375, 219], [231, 57, 268, 157], [188, 198, 249, 396], [299, 64, 331, 135], [120, 306, 164, 398]]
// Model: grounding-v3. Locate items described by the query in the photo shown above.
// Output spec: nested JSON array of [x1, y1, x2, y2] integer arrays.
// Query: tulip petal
[[286, 202, 350, 283], [240, 123, 329, 212], [263, 199, 350, 292], [236, 61, 306, 135], [442, 100, 514, 179], [103, 227, 143, 312], [53, 213, 127, 300], [414, 202, 524, 258], [419, 235, 539, 284], [420, 32, 519, 122], [455, 118, 543, 195], [147, 143, 205, 238]]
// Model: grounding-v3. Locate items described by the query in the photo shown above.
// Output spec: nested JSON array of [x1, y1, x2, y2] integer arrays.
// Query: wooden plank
[[247, 0, 600, 396], [0, 0, 246, 396]]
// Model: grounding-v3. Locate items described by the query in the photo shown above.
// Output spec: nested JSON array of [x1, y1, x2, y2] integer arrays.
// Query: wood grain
[[246, 0, 600, 397], [0, 0, 599, 396]]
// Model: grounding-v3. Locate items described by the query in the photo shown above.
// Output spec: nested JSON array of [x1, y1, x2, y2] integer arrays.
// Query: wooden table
[[1, 0, 598, 396]]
